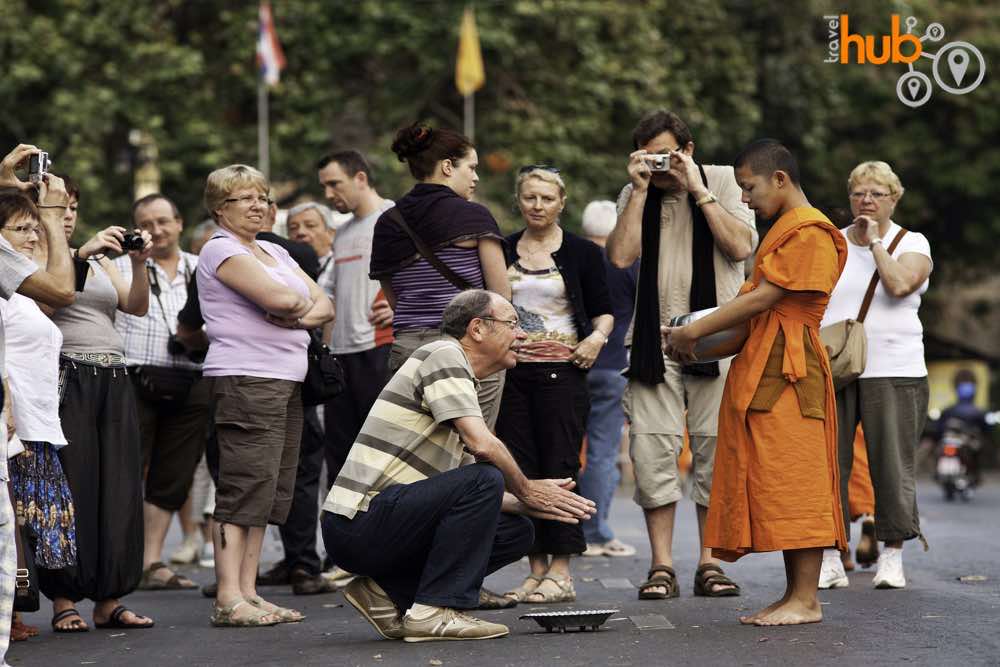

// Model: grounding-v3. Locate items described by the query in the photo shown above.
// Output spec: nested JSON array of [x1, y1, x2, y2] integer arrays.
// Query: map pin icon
[[907, 78, 921, 99], [948, 50, 970, 86]]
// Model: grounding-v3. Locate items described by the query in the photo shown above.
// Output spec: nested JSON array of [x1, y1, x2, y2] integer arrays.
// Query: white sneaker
[[873, 547, 906, 589], [198, 542, 215, 568], [169, 532, 203, 564], [818, 549, 849, 589]]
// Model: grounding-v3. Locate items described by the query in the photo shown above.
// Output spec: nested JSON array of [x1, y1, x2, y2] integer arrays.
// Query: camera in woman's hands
[[121, 231, 146, 252]]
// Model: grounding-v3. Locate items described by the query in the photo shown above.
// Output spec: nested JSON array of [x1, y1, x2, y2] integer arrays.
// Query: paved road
[[11, 476, 1000, 666]]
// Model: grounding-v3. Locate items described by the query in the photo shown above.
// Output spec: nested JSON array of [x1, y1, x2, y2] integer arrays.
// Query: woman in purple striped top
[[370, 122, 510, 428]]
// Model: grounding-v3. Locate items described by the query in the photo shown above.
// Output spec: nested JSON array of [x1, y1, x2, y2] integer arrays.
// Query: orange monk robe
[[848, 424, 876, 520], [705, 207, 849, 561]]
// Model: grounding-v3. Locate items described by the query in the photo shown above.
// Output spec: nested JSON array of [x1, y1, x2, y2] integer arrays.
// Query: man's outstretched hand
[[509, 478, 595, 524]]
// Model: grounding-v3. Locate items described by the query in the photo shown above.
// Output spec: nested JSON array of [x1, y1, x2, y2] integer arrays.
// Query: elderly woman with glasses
[[499, 166, 613, 604], [197, 165, 333, 627], [818, 161, 933, 591]]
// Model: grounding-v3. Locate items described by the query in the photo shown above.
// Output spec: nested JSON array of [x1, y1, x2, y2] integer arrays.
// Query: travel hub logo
[[824, 14, 986, 108]]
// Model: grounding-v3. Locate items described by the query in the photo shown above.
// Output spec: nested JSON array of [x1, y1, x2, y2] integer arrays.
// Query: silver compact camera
[[28, 151, 51, 184], [644, 152, 674, 172]]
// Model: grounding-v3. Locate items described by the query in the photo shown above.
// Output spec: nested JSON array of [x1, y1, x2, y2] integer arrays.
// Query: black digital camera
[[121, 231, 146, 252], [28, 151, 51, 184]]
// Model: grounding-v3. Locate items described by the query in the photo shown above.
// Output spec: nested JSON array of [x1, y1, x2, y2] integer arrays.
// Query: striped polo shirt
[[323, 337, 482, 519]]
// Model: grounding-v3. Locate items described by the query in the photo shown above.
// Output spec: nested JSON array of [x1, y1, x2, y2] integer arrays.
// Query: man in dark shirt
[[937, 369, 992, 487], [577, 201, 640, 558]]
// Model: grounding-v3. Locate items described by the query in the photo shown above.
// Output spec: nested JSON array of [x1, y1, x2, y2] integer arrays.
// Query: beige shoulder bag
[[820, 228, 907, 391]]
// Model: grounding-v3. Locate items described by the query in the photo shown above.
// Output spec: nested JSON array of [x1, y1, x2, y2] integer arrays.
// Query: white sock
[[406, 603, 441, 620]]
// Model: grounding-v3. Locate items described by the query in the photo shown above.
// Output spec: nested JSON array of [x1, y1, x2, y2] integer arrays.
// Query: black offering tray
[[519, 609, 619, 633]]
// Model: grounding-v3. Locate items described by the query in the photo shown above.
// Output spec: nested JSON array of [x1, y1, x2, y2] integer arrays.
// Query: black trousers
[[496, 362, 590, 555], [39, 359, 144, 602], [321, 464, 533, 612], [134, 374, 212, 512], [323, 345, 391, 484], [276, 406, 325, 574]]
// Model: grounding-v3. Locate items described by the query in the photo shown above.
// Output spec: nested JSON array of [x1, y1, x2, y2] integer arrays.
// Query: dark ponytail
[[391, 122, 473, 181]]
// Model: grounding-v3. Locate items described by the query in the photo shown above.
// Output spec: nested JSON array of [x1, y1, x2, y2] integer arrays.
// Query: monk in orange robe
[[663, 139, 847, 626], [848, 425, 875, 519], [843, 424, 877, 570]]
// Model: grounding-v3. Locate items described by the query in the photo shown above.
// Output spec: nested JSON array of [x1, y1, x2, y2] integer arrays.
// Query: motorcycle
[[935, 420, 978, 502]]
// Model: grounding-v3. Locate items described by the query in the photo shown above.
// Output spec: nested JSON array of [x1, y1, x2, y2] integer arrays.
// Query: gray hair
[[581, 200, 617, 238], [440, 290, 495, 338], [287, 201, 337, 230], [193, 219, 218, 238]]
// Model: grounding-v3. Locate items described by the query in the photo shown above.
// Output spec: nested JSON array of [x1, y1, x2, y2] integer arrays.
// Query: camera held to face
[[28, 151, 51, 184], [644, 153, 674, 172], [121, 230, 146, 252]]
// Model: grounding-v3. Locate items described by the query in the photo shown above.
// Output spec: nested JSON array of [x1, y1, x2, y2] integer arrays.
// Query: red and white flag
[[257, 2, 286, 86]]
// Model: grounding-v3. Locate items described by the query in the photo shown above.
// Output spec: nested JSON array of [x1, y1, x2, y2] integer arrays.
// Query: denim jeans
[[578, 369, 628, 544]]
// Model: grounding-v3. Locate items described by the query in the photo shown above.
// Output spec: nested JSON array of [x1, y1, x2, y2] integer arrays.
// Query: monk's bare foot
[[739, 595, 789, 625], [753, 598, 822, 626]]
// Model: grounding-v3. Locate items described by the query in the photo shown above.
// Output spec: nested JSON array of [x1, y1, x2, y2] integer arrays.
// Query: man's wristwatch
[[695, 192, 718, 207]]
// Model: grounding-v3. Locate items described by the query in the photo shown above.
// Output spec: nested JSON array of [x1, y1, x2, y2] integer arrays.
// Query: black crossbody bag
[[133, 260, 200, 409]]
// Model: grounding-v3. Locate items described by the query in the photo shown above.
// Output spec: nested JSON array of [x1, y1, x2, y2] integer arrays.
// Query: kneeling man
[[321, 290, 595, 642]]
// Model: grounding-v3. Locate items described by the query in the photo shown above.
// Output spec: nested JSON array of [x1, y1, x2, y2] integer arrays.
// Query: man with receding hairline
[[321, 289, 595, 642], [663, 138, 848, 626]]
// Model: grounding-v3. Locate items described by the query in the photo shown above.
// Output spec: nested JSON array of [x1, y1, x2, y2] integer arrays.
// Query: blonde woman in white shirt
[[819, 161, 933, 591]]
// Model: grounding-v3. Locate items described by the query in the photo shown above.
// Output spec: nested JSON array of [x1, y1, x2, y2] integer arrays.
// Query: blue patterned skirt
[[9, 441, 78, 569]]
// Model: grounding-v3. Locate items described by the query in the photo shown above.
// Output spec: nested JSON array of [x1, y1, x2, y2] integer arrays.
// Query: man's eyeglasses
[[480, 316, 520, 331], [518, 164, 560, 175], [224, 194, 271, 207], [849, 191, 892, 202]]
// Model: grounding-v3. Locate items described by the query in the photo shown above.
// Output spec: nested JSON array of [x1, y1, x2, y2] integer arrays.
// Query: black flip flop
[[94, 605, 155, 630], [52, 608, 89, 633]]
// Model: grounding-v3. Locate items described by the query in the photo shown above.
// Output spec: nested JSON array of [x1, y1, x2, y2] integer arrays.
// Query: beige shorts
[[624, 358, 729, 508]]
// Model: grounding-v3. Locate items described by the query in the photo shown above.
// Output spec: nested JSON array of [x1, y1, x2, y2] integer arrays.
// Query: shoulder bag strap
[[386, 207, 474, 291], [856, 227, 908, 323]]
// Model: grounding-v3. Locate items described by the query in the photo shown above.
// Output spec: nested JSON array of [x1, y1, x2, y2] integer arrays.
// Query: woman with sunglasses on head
[[499, 166, 613, 604], [818, 161, 933, 591], [370, 122, 510, 427], [197, 165, 332, 627]]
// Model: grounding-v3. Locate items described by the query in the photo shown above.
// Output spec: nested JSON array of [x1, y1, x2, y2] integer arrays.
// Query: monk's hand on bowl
[[520, 478, 596, 524], [661, 325, 698, 364]]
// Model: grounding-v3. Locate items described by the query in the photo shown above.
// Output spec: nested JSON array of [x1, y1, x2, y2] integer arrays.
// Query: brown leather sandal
[[638, 564, 679, 600], [693, 563, 741, 597]]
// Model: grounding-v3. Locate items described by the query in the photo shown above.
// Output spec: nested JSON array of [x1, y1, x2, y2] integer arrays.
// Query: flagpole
[[464, 93, 474, 142], [258, 78, 270, 180]]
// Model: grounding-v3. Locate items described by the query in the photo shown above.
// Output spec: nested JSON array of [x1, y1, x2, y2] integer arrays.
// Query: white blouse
[[0, 291, 68, 446], [821, 221, 932, 378]]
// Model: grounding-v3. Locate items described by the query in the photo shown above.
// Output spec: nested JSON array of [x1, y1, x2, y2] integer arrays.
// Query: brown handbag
[[820, 228, 907, 390]]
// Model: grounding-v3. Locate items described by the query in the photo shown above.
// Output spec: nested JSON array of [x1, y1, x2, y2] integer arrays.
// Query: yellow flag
[[455, 7, 485, 96]]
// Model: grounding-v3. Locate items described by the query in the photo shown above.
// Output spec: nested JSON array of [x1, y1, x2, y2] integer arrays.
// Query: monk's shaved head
[[734, 139, 800, 185]]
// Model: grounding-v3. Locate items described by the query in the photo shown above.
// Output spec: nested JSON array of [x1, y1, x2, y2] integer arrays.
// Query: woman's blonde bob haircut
[[515, 168, 567, 201], [204, 164, 269, 220], [847, 161, 905, 200]]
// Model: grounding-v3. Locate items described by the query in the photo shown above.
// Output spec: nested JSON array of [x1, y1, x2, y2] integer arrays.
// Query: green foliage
[[1, 0, 996, 277]]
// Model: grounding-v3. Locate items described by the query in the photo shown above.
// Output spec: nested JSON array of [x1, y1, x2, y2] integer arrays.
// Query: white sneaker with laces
[[818, 549, 849, 589], [872, 547, 906, 589]]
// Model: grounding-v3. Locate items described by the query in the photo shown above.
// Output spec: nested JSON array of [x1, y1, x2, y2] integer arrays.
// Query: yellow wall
[[927, 360, 990, 413]]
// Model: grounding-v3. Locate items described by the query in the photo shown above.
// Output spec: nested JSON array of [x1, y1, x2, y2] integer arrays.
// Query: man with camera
[[114, 193, 210, 592], [606, 110, 757, 600]]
